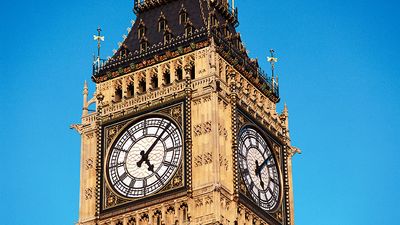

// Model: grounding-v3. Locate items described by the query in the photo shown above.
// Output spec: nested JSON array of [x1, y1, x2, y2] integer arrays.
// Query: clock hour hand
[[137, 122, 171, 168], [255, 154, 273, 175], [144, 159, 154, 172], [255, 160, 265, 189]]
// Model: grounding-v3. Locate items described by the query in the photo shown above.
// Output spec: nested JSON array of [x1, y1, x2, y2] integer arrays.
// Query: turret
[[82, 80, 89, 116]]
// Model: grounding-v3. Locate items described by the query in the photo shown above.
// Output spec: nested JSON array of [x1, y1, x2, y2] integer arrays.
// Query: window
[[139, 78, 146, 93], [138, 25, 145, 38], [190, 65, 195, 79], [163, 70, 171, 85], [182, 206, 187, 222], [179, 10, 187, 24], [210, 14, 217, 27], [127, 83, 134, 98], [114, 87, 122, 102], [140, 41, 148, 53], [164, 32, 172, 44], [150, 75, 158, 89], [128, 218, 136, 225], [158, 18, 166, 32], [185, 25, 193, 37], [176, 67, 183, 80]]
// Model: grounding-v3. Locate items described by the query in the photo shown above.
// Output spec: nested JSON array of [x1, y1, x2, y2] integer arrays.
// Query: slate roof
[[92, 0, 279, 101], [94, 0, 240, 77]]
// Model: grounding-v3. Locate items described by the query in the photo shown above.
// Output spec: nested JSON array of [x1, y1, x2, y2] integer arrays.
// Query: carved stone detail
[[193, 121, 212, 136], [195, 198, 204, 208], [218, 123, 228, 140], [84, 188, 93, 200], [202, 95, 212, 103], [219, 154, 229, 171], [85, 131, 94, 140], [85, 158, 94, 170], [194, 152, 213, 167]]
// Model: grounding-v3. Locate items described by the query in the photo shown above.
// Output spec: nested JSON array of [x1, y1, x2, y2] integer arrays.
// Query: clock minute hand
[[137, 122, 171, 168], [255, 154, 273, 175]]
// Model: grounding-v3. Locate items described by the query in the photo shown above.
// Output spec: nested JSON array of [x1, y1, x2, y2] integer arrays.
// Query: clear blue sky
[[1, 0, 399, 224]]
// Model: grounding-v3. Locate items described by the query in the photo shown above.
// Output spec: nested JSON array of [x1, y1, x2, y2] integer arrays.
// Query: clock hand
[[144, 159, 154, 172], [255, 160, 265, 189], [255, 154, 273, 175], [137, 122, 171, 168]]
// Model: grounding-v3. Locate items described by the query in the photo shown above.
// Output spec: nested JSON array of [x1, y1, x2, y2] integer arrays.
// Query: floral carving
[[194, 154, 203, 167], [218, 123, 228, 140], [195, 198, 204, 207], [204, 195, 213, 205], [193, 121, 212, 136], [203, 152, 212, 164], [194, 152, 213, 167], [85, 132, 94, 139], [85, 158, 93, 170], [219, 154, 229, 171], [194, 124, 202, 136], [84, 188, 93, 200]]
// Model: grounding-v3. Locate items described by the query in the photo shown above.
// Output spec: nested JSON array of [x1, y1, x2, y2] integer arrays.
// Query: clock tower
[[73, 0, 300, 225]]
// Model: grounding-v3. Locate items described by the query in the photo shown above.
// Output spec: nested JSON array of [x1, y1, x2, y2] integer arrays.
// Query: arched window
[[184, 24, 193, 37], [138, 23, 146, 39], [128, 218, 136, 225], [164, 31, 172, 44], [158, 16, 166, 32], [150, 74, 158, 89], [190, 65, 195, 79], [140, 40, 148, 53], [127, 82, 134, 98], [114, 87, 122, 102], [210, 14, 218, 27], [176, 66, 183, 80], [139, 78, 146, 93], [179, 9, 188, 24], [163, 70, 171, 85]]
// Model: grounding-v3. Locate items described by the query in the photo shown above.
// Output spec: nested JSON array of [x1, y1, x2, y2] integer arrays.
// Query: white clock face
[[238, 126, 281, 211], [107, 116, 182, 198]]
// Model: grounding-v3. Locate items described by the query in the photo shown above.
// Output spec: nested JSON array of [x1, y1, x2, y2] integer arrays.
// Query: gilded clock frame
[[99, 101, 187, 214], [236, 109, 285, 224]]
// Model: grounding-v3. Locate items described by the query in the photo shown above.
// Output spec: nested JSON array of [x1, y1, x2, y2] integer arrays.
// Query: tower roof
[[92, 0, 279, 101]]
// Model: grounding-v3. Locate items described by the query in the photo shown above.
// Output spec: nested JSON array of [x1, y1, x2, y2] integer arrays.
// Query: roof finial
[[267, 49, 278, 78], [267, 49, 278, 90], [82, 80, 89, 116], [93, 27, 105, 60], [283, 102, 288, 116]]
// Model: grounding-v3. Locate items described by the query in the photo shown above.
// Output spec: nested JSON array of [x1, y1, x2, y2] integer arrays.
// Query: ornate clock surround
[[236, 108, 286, 225], [99, 100, 187, 215]]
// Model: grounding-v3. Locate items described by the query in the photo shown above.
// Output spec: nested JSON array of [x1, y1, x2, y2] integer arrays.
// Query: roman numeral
[[166, 146, 181, 152], [129, 178, 136, 187], [162, 161, 177, 167], [110, 162, 124, 169], [155, 173, 164, 185], [270, 177, 279, 185], [119, 172, 128, 181], [113, 147, 128, 152]]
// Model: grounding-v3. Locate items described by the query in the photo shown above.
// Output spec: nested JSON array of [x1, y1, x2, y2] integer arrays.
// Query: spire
[[280, 102, 290, 140], [82, 80, 89, 116], [283, 102, 288, 117]]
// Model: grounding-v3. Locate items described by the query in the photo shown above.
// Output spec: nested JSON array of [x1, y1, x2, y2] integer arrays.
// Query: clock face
[[238, 126, 281, 211], [107, 116, 183, 198]]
